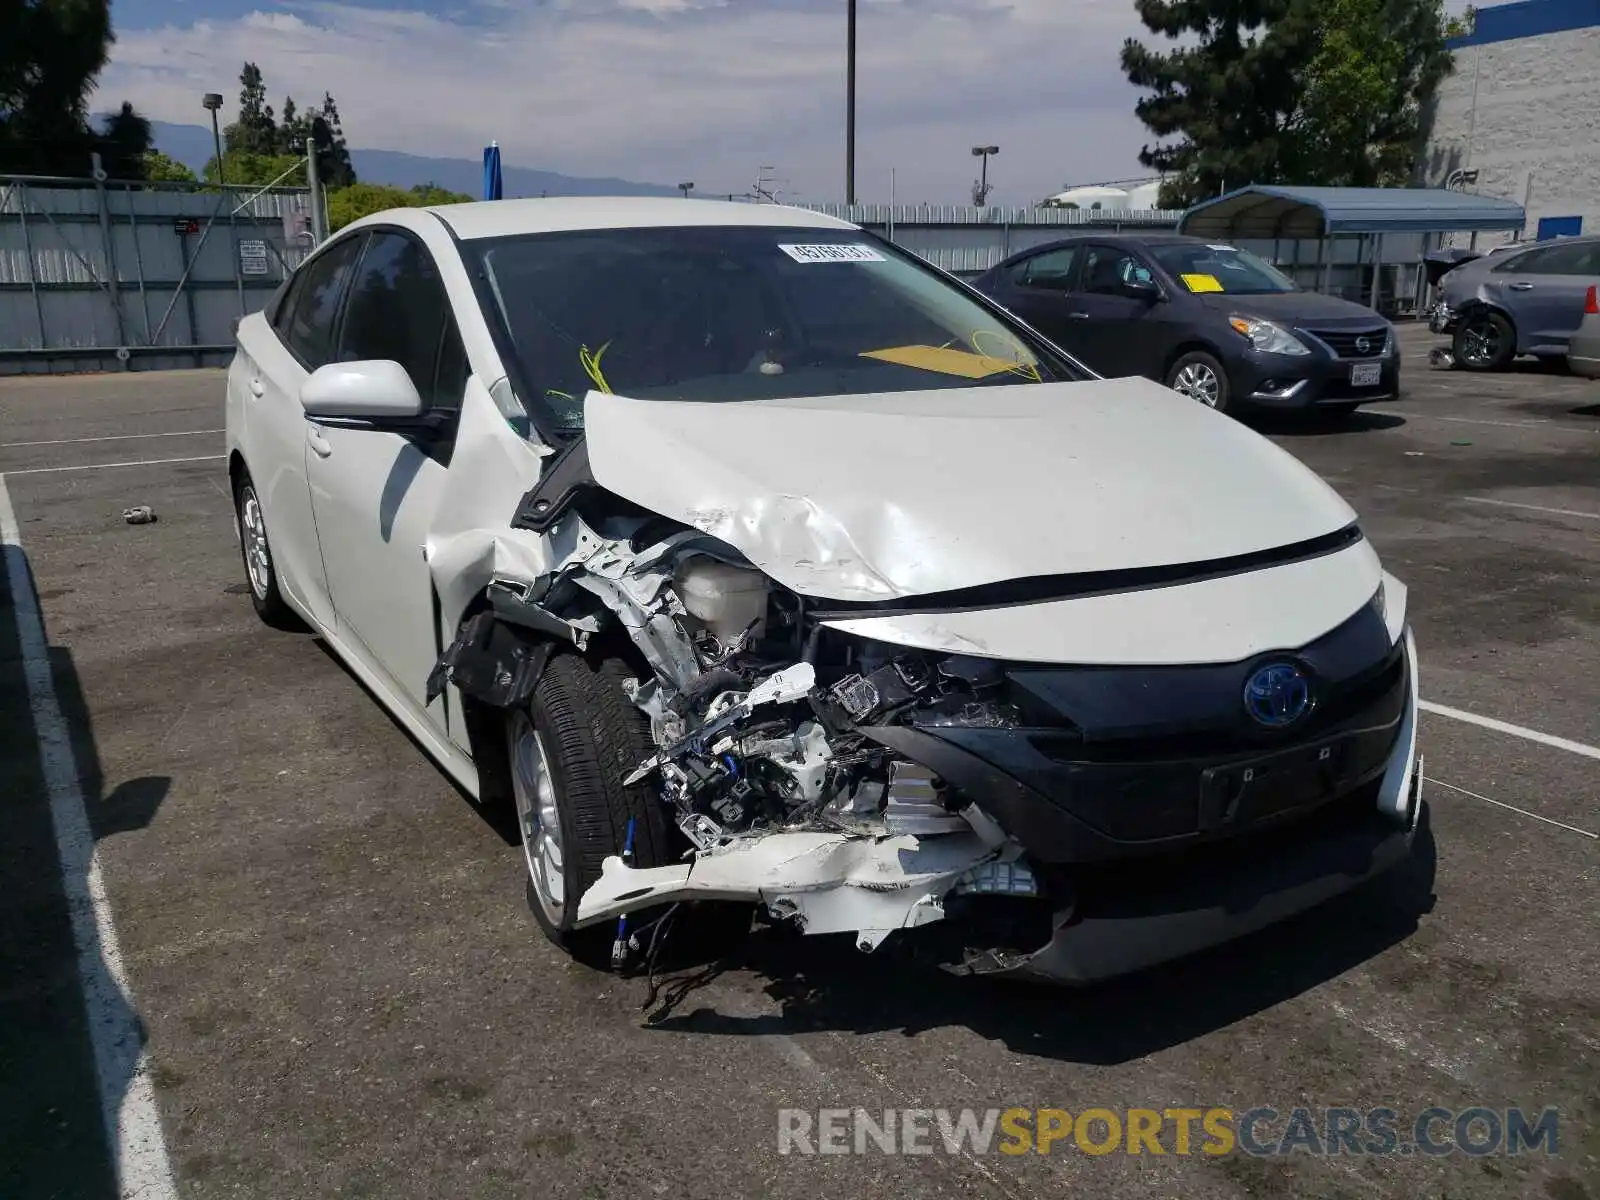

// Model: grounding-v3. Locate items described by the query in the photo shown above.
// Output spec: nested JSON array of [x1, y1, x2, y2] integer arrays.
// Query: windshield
[[1150, 243, 1298, 296], [471, 225, 1082, 437]]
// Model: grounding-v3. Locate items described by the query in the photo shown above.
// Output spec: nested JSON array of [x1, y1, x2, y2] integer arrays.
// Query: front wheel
[[233, 472, 299, 629], [1453, 310, 1515, 371], [510, 653, 675, 961], [1165, 350, 1231, 413]]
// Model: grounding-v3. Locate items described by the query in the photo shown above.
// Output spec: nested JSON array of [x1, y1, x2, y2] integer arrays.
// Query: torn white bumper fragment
[[573, 828, 1001, 948]]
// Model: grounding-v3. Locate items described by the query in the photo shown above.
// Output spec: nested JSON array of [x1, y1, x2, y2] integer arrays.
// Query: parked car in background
[[1569, 285, 1600, 379], [1429, 234, 1600, 371], [970, 233, 1400, 418]]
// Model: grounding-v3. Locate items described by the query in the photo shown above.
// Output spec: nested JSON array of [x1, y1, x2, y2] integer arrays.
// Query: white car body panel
[[819, 538, 1383, 665], [581, 377, 1357, 603]]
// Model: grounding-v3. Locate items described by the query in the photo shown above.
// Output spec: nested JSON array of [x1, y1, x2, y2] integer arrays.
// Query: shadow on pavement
[[1251, 409, 1407, 437], [0, 539, 170, 1200], [643, 807, 1438, 1067]]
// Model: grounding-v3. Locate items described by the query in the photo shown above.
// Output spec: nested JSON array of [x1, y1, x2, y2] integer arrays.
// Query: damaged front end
[[431, 423, 1420, 984], [429, 440, 1061, 971]]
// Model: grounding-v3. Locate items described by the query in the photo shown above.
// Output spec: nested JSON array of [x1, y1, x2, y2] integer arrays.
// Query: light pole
[[678, 181, 695, 199], [202, 93, 225, 184], [846, 0, 857, 205], [971, 144, 999, 206]]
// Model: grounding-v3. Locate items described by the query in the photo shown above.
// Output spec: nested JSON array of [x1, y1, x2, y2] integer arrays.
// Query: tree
[[203, 150, 308, 188], [1121, 0, 1454, 207], [224, 62, 279, 156], [1288, 0, 1454, 187], [140, 150, 197, 182], [313, 92, 356, 188], [0, 0, 158, 177], [326, 181, 472, 231]]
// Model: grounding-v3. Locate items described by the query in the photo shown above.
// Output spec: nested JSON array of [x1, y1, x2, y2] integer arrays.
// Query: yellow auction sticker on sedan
[[1181, 272, 1225, 293]]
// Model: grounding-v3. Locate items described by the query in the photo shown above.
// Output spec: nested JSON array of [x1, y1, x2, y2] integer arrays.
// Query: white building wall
[[1423, 25, 1600, 244]]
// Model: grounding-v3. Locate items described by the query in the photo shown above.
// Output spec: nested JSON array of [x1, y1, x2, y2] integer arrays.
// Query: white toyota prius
[[225, 197, 1423, 983]]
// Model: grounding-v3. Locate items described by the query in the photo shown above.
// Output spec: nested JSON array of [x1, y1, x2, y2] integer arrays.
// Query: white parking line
[[1419, 699, 1600, 762], [1425, 777, 1598, 840], [1390, 412, 1599, 434], [1458, 496, 1600, 521], [0, 429, 223, 449], [0, 473, 178, 1200], [5, 454, 225, 476]]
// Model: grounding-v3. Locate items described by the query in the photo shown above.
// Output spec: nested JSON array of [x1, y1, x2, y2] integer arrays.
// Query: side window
[[1081, 246, 1153, 296], [336, 230, 464, 411], [1012, 246, 1078, 290], [281, 235, 363, 367], [1536, 241, 1600, 275], [1493, 245, 1557, 273]]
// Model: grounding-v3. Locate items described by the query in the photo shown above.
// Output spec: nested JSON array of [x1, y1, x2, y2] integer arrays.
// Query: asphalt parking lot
[[2, 319, 1597, 1200]]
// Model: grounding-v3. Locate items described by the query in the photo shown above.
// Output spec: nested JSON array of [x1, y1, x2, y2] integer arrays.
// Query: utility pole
[[971, 145, 999, 207], [678, 181, 695, 199], [305, 136, 326, 245], [203, 93, 226, 184], [846, 0, 857, 205]]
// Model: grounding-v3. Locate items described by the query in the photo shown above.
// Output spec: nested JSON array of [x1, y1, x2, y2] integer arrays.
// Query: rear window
[[470, 226, 1083, 438]]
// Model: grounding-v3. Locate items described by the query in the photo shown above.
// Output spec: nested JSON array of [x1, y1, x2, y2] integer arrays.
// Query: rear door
[[303, 227, 470, 735], [1491, 240, 1600, 353], [985, 244, 1086, 353], [235, 233, 365, 630]]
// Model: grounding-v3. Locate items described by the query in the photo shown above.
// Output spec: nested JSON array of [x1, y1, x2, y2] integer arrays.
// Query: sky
[[100, 0, 1164, 204]]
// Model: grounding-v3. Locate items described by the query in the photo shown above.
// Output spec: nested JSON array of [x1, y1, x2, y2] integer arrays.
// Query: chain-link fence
[[1, 172, 319, 375]]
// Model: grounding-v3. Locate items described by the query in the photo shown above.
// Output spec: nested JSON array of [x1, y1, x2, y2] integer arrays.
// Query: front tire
[[1453, 310, 1515, 371], [510, 653, 675, 961], [233, 472, 299, 629], [1166, 350, 1231, 413]]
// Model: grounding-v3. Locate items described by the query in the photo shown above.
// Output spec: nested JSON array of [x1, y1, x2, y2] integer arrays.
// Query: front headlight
[[1229, 315, 1311, 356], [1371, 572, 1408, 646]]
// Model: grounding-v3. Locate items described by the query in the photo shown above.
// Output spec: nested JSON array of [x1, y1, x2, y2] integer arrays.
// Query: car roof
[[996, 230, 1214, 264], [424, 196, 859, 241]]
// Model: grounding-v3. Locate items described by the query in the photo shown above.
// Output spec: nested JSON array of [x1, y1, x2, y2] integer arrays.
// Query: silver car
[[1429, 235, 1600, 371], [1569, 284, 1600, 379]]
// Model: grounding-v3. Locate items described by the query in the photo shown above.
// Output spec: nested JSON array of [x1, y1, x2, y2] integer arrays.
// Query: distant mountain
[[148, 120, 678, 198]]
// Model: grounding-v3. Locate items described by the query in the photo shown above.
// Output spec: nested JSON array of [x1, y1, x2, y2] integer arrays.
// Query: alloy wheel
[[510, 711, 567, 922], [1173, 361, 1222, 407]]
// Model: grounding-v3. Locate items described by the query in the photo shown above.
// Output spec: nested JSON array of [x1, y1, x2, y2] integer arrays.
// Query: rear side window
[[1012, 246, 1079, 290], [336, 230, 463, 411], [280, 235, 363, 368]]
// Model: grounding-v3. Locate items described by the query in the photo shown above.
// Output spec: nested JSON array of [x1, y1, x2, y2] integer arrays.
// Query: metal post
[[124, 183, 152, 343], [306, 137, 327, 244], [175, 227, 202, 367], [887, 167, 895, 243], [845, 0, 857, 205], [227, 196, 246, 319], [1319, 237, 1331, 294], [1368, 233, 1381, 311], [14, 183, 48, 349], [90, 153, 130, 363]]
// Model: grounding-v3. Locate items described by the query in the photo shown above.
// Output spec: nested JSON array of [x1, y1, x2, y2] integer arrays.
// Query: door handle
[[249, 378, 265, 397], [1509, 282, 1534, 291], [1067, 312, 1090, 319], [307, 428, 333, 459]]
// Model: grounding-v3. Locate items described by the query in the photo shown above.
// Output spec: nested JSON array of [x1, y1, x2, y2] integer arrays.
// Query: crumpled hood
[[581, 377, 1357, 602]]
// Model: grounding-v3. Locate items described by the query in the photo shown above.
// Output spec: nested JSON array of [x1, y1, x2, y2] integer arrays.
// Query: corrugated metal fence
[[797, 203, 1184, 276], [0, 175, 316, 375]]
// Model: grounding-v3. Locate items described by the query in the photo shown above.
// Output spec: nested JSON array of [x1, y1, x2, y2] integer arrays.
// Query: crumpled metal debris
[[122, 506, 157, 525]]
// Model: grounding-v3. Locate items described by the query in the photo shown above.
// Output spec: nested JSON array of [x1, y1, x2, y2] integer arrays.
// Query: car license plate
[[1350, 362, 1382, 387], [1199, 739, 1351, 827]]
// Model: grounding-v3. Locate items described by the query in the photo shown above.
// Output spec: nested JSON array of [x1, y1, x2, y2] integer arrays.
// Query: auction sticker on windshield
[[779, 243, 886, 263], [1181, 273, 1225, 293]]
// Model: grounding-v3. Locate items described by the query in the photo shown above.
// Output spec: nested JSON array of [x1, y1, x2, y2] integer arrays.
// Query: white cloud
[[103, 0, 1156, 203]]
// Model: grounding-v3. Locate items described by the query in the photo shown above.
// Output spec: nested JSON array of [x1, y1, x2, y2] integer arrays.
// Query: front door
[[303, 228, 471, 736], [1490, 239, 1600, 352], [1072, 243, 1164, 378]]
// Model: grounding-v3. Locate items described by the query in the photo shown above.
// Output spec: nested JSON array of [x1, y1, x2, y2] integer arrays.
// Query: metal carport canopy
[[1178, 185, 1527, 238]]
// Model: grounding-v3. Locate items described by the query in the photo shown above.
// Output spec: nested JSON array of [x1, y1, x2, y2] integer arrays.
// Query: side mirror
[[1123, 275, 1161, 301], [300, 360, 423, 421]]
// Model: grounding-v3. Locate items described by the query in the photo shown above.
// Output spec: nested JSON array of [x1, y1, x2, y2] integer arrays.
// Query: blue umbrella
[[482, 141, 503, 201]]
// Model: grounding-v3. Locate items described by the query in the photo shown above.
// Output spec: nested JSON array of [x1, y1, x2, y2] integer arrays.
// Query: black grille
[[1306, 327, 1389, 358]]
